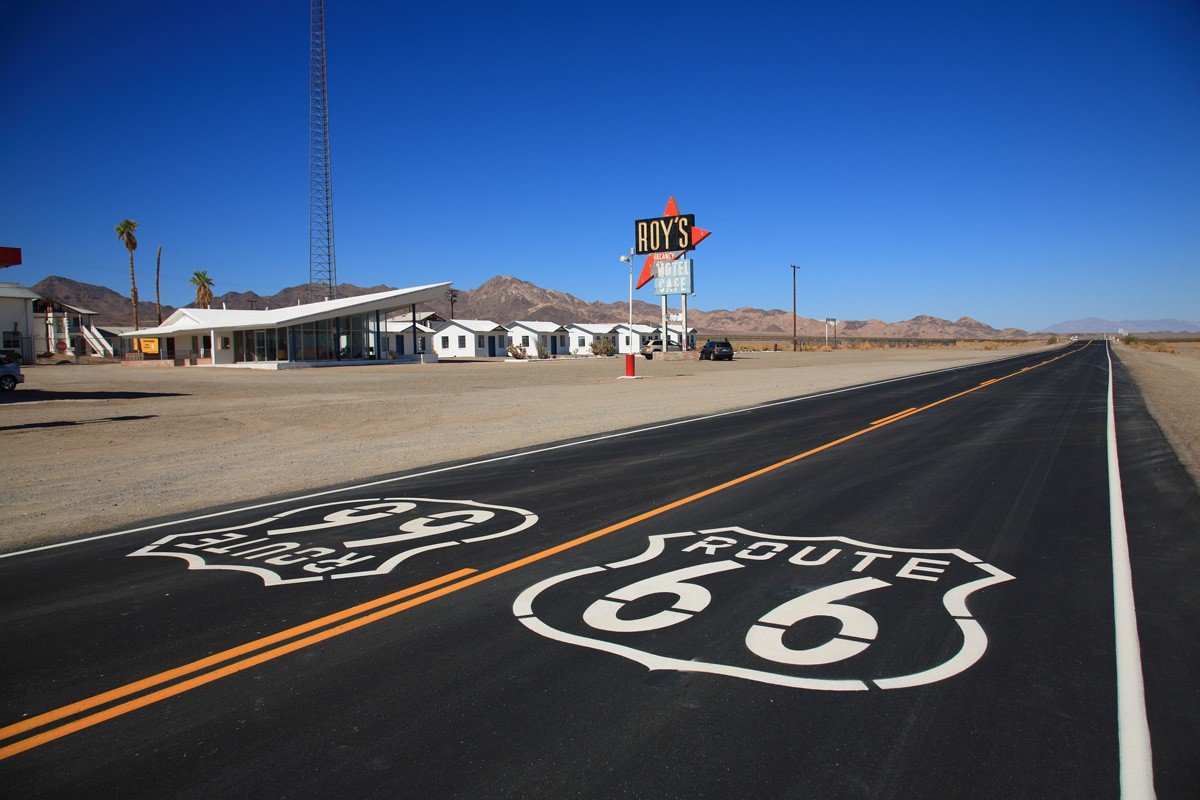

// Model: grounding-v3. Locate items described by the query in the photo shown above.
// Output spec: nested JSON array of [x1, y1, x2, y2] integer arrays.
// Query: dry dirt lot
[[2, 343, 1063, 549], [1116, 341, 1200, 485]]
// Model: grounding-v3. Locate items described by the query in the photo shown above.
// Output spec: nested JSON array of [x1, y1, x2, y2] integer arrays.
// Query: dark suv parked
[[699, 340, 734, 361]]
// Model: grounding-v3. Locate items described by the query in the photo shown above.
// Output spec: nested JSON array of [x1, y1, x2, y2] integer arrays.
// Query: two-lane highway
[[2, 341, 1197, 798]]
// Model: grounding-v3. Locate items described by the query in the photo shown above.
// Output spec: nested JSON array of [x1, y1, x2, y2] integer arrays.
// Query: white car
[[0, 353, 25, 391]]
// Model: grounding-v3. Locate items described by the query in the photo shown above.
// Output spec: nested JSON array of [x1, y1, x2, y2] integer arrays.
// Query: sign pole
[[660, 295, 668, 357], [681, 292, 688, 352]]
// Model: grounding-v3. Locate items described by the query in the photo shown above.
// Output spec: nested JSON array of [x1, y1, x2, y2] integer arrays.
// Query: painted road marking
[[0, 568, 475, 759], [1106, 340, 1156, 798], [0, 343, 1090, 761], [0, 344, 1070, 560], [871, 407, 918, 426], [127, 497, 537, 586], [515, 529, 1013, 691]]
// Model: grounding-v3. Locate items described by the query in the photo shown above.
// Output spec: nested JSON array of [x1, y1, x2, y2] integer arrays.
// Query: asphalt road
[[1, 341, 1197, 799]]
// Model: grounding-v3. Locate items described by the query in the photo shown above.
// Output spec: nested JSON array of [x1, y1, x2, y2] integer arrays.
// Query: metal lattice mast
[[308, 0, 336, 301]]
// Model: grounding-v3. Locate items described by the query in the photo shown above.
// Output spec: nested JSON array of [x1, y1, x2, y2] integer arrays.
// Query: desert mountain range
[[31, 274, 1033, 339], [1038, 317, 1200, 334]]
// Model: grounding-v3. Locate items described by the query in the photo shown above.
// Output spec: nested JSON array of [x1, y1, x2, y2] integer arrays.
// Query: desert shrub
[[507, 344, 527, 359], [590, 337, 615, 356], [819, 344, 832, 352], [1126, 336, 1176, 354], [535, 341, 549, 359]]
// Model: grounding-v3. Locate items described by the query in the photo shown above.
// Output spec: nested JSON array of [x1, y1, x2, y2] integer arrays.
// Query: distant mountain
[[1038, 317, 1200, 334], [32, 276, 175, 327], [28, 273, 1029, 338]]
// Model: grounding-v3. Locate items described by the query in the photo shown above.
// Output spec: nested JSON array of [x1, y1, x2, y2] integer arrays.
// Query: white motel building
[[120, 283, 449, 367]]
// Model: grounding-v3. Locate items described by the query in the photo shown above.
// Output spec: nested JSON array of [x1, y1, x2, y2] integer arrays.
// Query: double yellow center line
[[0, 342, 1088, 761]]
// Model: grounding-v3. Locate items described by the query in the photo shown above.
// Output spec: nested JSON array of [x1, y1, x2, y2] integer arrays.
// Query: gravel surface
[[2, 345, 1054, 549], [1116, 341, 1200, 486]]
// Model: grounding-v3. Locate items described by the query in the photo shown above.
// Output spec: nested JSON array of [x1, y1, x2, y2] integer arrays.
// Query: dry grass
[[1125, 336, 1177, 354]]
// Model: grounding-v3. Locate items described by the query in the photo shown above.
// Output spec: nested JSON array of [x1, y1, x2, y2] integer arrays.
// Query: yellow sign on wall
[[139, 338, 160, 354]]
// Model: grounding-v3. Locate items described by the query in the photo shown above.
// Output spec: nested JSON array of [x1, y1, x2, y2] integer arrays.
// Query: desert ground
[[1116, 340, 1200, 483], [4, 339, 1191, 550]]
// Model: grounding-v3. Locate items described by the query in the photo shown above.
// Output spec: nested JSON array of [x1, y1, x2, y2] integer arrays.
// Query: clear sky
[[1, 0, 1197, 329]]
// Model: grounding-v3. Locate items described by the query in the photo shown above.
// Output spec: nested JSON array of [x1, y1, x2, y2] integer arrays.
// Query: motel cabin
[[384, 319, 434, 358], [504, 321, 569, 357], [650, 325, 699, 351], [612, 323, 657, 354], [432, 319, 509, 358], [119, 282, 449, 368], [565, 323, 620, 356]]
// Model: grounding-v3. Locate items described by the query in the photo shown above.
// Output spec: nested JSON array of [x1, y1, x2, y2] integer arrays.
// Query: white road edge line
[[1106, 339, 1156, 799], [2, 345, 1064, 560]]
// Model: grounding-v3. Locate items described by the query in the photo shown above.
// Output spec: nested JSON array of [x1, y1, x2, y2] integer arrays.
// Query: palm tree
[[190, 270, 215, 309], [115, 219, 139, 329], [155, 245, 163, 324]]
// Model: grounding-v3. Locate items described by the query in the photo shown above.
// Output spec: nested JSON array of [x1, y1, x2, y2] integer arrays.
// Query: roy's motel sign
[[633, 196, 711, 290]]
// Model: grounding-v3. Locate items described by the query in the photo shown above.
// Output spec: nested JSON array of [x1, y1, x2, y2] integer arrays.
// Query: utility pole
[[446, 287, 459, 319], [308, 0, 337, 302], [790, 264, 798, 351]]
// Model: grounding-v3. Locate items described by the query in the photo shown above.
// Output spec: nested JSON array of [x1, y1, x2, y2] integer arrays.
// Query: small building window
[[560, 335, 566, 346], [441, 336, 449, 349], [458, 335, 467, 349], [625, 335, 630, 345], [478, 335, 484, 347], [578, 336, 585, 347], [2, 331, 19, 349], [522, 335, 529, 347]]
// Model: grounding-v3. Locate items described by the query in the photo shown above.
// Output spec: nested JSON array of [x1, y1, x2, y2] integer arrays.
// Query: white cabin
[[564, 323, 620, 356], [432, 319, 509, 358], [505, 321, 569, 357]]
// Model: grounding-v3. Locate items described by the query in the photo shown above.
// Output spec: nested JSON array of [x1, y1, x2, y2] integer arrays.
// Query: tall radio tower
[[308, 0, 336, 300]]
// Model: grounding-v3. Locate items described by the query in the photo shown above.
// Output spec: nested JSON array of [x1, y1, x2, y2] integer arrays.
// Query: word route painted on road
[[129, 497, 537, 585], [515, 527, 1013, 691]]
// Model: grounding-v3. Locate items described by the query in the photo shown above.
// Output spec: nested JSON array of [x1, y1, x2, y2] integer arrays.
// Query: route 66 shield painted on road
[[514, 527, 1014, 691], [129, 497, 537, 586]]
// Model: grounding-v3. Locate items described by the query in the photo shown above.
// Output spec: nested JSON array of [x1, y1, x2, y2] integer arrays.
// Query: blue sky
[[1, 0, 1197, 329]]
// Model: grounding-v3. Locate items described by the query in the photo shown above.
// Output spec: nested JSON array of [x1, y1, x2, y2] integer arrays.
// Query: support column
[[681, 293, 688, 351], [410, 303, 417, 360], [660, 296, 667, 358]]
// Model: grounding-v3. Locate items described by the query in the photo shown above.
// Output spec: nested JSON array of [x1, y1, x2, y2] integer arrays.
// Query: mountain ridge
[[1037, 317, 1200, 334], [30, 274, 1031, 338]]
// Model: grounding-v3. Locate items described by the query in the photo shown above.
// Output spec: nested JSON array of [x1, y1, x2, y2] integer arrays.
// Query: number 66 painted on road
[[581, 561, 889, 667], [514, 529, 1015, 691]]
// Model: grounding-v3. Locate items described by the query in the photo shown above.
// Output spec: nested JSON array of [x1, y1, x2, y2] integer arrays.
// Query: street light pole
[[790, 264, 798, 351], [619, 251, 636, 378]]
